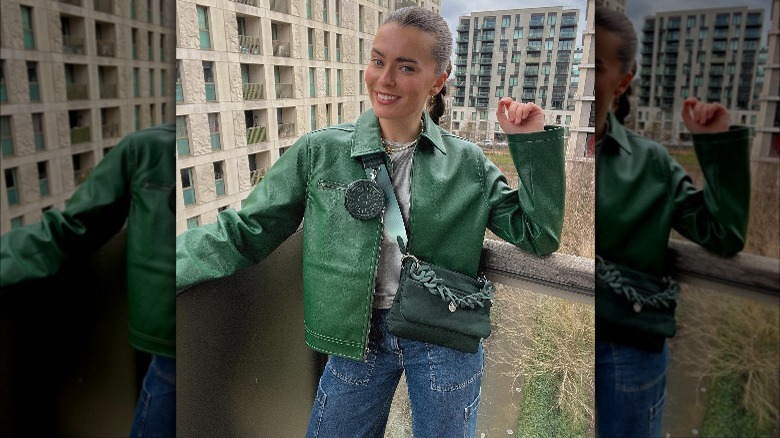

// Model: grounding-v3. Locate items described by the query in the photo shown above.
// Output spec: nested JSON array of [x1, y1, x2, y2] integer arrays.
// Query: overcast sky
[[440, 0, 589, 55], [625, 0, 773, 44]]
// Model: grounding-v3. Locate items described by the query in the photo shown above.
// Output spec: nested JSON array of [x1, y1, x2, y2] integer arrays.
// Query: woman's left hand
[[496, 97, 545, 134]]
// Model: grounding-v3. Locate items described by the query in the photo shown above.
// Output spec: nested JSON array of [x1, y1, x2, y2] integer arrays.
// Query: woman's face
[[365, 23, 446, 130], [595, 26, 633, 139]]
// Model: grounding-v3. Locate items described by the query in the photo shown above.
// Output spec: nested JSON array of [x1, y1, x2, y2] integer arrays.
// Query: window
[[135, 105, 141, 130], [358, 5, 364, 32], [502, 15, 510, 28], [181, 167, 195, 205], [27, 62, 39, 101], [359, 70, 364, 95], [160, 69, 167, 96], [176, 61, 184, 102], [1, 117, 13, 157], [5, 168, 20, 205], [0, 61, 6, 102], [147, 31, 153, 60], [133, 68, 140, 97], [308, 28, 314, 60], [309, 68, 316, 97], [37, 161, 49, 197], [311, 105, 317, 131], [336, 34, 341, 61], [11, 216, 23, 229], [32, 113, 44, 151], [322, 0, 328, 24], [306, 0, 311, 19], [325, 68, 331, 96], [337, 69, 342, 96], [323, 31, 330, 61], [203, 61, 216, 101], [336, 1, 341, 26], [132, 28, 138, 59], [214, 161, 226, 196], [514, 28, 523, 39], [21, 6, 35, 50], [358, 38, 364, 63], [149, 68, 155, 96], [337, 103, 343, 124], [197, 5, 211, 49], [208, 113, 221, 150], [176, 116, 190, 155], [548, 13, 557, 26], [187, 216, 200, 229], [160, 34, 166, 61]]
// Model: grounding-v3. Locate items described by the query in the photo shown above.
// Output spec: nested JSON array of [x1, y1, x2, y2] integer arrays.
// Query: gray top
[[373, 146, 415, 309]]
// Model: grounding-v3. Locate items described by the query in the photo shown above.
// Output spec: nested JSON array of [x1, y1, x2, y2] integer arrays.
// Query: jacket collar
[[350, 108, 447, 158], [602, 111, 632, 155]]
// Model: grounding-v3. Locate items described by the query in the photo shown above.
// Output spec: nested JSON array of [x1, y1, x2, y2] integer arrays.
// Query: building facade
[[175, 0, 439, 233], [752, 0, 779, 159], [449, 7, 583, 155], [0, 0, 176, 234], [635, 6, 765, 144]]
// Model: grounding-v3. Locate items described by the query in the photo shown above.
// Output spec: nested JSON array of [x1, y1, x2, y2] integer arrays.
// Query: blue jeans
[[595, 340, 669, 438], [130, 355, 176, 438], [306, 309, 483, 438]]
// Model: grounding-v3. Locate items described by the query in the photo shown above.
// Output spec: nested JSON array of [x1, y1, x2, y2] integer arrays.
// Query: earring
[[429, 95, 436, 105]]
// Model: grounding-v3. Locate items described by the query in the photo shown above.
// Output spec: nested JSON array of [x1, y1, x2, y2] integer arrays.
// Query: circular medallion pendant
[[345, 179, 385, 220]]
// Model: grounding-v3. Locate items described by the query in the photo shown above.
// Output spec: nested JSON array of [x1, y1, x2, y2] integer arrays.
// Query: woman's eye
[[371, 58, 383, 66], [400, 65, 414, 72]]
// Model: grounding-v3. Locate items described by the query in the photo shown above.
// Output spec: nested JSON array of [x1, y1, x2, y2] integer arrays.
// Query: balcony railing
[[272, 40, 290, 57], [275, 83, 293, 99], [96, 40, 115, 57], [230, 0, 257, 5], [277, 122, 295, 138], [269, 0, 289, 14], [250, 168, 266, 186], [74, 168, 92, 185], [62, 35, 85, 54], [70, 126, 91, 144], [100, 82, 117, 99], [243, 83, 264, 100], [102, 122, 119, 139], [66, 83, 88, 100], [239, 35, 261, 54], [246, 125, 267, 144], [94, 0, 113, 14]]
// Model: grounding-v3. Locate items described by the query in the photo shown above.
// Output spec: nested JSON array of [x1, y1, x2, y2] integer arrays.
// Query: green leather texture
[[1, 124, 176, 357], [176, 109, 565, 360], [595, 111, 750, 351]]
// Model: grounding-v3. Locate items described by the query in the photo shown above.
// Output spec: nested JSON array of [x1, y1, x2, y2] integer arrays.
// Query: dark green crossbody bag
[[595, 256, 680, 338], [353, 153, 494, 353]]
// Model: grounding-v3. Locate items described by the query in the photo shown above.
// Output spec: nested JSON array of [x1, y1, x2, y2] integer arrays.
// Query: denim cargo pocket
[[425, 342, 483, 392], [327, 351, 378, 386]]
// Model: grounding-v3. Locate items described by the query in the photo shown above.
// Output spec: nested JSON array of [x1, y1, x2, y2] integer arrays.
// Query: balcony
[[96, 40, 115, 57], [70, 126, 91, 144], [559, 31, 576, 39], [243, 83, 264, 100], [275, 83, 293, 99], [231, 0, 257, 5], [250, 168, 266, 186], [100, 83, 117, 99], [278, 123, 295, 139], [102, 122, 119, 139], [273, 40, 291, 57], [561, 17, 576, 26], [67, 83, 88, 100], [63, 36, 85, 54], [246, 126, 267, 144], [239, 35, 261, 54], [529, 19, 544, 27], [94, 0, 112, 14], [269, 0, 289, 14]]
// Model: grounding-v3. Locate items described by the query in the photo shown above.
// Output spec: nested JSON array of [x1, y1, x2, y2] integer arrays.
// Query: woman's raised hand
[[496, 97, 545, 134]]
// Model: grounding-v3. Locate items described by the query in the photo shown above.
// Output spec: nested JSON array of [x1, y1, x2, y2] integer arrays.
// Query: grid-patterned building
[[449, 7, 581, 152], [175, 0, 440, 233], [635, 6, 765, 144], [752, 0, 779, 159], [0, 0, 176, 234]]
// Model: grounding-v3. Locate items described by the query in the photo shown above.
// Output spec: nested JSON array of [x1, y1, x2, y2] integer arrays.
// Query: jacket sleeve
[[0, 137, 133, 288], [175, 135, 310, 292], [670, 126, 750, 257], [484, 125, 566, 256]]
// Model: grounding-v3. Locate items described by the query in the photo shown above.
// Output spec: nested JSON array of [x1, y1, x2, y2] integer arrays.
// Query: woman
[[594, 6, 750, 438], [177, 7, 565, 437]]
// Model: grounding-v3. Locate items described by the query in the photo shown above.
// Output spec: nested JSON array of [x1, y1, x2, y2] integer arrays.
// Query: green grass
[[484, 152, 517, 174], [702, 374, 774, 437], [518, 373, 585, 438]]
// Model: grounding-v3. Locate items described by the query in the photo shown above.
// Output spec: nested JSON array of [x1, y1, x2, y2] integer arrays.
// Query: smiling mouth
[[375, 92, 400, 103]]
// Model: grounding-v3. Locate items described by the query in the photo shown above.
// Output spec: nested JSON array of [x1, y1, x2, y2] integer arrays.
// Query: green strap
[[362, 154, 408, 249]]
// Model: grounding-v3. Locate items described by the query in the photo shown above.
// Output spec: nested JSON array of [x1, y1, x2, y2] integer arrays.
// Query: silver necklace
[[381, 120, 424, 154]]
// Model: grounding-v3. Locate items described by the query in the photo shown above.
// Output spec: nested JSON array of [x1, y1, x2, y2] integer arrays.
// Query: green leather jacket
[[596, 111, 750, 350], [177, 109, 565, 360], [0, 124, 176, 358]]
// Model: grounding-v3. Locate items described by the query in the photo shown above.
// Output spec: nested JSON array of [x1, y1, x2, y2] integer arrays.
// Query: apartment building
[[635, 6, 765, 144], [752, 0, 778, 159], [175, 0, 440, 233], [449, 7, 583, 153], [0, 0, 176, 234]]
